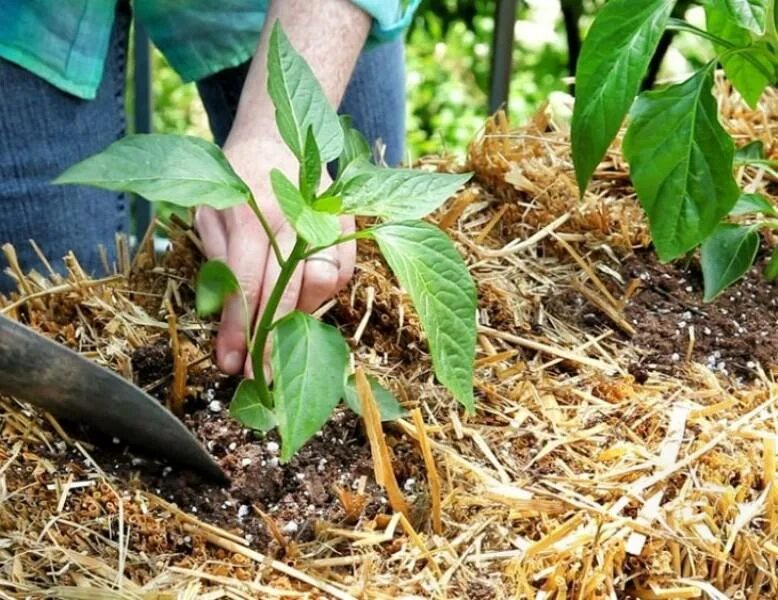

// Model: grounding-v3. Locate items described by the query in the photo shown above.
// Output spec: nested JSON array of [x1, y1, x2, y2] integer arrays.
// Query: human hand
[[195, 137, 356, 376]]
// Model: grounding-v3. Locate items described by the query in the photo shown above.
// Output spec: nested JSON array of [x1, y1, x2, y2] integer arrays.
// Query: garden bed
[[0, 82, 776, 599]]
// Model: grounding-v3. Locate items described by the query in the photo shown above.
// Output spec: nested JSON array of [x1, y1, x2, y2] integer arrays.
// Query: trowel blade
[[0, 314, 227, 483]]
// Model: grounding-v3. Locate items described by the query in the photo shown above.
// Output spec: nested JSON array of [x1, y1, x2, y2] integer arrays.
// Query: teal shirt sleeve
[[353, 0, 421, 43], [135, 0, 268, 85]]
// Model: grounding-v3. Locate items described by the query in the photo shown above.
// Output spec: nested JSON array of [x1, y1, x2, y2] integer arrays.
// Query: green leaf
[[724, 0, 767, 34], [706, 1, 773, 108], [730, 192, 778, 216], [196, 260, 241, 317], [339, 157, 375, 182], [341, 164, 471, 221], [270, 169, 340, 247], [622, 67, 740, 261], [267, 22, 343, 162], [312, 195, 343, 214], [271, 312, 349, 460], [700, 223, 760, 301], [370, 221, 477, 412], [735, 140, 766, 162], [571, 0, 675, 194], [55, 134, 251, 210], [230, 379, 276, 432], [300, 127, 322, 202], [765, 247, 778, 280], [342, 374, 406, 421], [337, 116, 371, 178]]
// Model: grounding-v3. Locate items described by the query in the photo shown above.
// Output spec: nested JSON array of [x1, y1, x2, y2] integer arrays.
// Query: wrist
[[224, 129, 298, 178]]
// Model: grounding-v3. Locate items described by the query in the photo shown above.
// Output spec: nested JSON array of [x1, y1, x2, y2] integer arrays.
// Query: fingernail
[[223, 351, 243, 374]]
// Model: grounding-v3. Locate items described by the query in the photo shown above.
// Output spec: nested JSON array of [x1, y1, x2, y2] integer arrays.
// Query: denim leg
[[196, 39, 406, 166], [339, 40, 406, 167], [0, 5, 130, 293], [195, 62, 251, 148]]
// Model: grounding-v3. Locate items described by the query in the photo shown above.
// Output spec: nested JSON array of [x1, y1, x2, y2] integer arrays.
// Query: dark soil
[[622, 248, 778, 380], [55, 342, 427, 554], [548, 246, 778, 380]]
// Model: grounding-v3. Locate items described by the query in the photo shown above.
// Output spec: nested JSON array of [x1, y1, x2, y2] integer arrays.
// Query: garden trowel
[[0, 314, 227, 483]]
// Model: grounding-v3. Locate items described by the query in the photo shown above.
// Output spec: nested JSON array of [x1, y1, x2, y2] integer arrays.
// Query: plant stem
[[668, 18, 776, 82], [766, 1, 778, 49], [248, 196, 284, 266], [249, 236, 308, 405], [734, 158, 778, 177], [302, 230, 371, 259], [667, 18, 738, 49]]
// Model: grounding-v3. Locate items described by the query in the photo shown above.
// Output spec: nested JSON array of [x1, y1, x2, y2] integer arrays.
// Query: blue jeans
[[0, 13, 405, 293]]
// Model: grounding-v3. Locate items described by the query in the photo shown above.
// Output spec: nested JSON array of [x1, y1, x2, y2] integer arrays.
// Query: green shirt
[[0, 1, 418, 99]]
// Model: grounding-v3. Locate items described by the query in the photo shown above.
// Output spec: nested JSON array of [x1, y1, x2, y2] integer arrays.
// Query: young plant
[[572, 0, 777, 300], [56, 23, 477, 460]]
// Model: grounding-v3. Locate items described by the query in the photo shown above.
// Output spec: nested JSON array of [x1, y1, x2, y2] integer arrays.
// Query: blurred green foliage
[[405, 0, 569, 157], [127, 48, 211, 140], [148, 51, 211, 139]]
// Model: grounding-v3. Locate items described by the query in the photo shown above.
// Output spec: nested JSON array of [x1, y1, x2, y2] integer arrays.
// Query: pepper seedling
[[56, 22, 477, 460]]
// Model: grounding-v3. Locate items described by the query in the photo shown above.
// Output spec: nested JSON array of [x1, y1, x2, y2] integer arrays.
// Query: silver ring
[[307, 255, 341, 270]]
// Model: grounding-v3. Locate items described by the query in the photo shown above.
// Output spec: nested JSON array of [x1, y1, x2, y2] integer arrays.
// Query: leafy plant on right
[[572, 0, 777, 301]]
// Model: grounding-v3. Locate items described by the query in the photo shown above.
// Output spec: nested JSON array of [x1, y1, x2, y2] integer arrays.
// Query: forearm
[[226, 0, 371, 153]]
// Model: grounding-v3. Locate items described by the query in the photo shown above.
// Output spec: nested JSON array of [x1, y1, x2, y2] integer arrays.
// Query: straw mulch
[[0, 79, 776, 599]]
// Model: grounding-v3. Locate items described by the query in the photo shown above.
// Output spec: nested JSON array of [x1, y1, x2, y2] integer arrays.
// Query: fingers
[[297, 249, 341, 313], [195, 207, 227, 261], [297, 215, 356, 313], [215, 206, 270, 375]]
